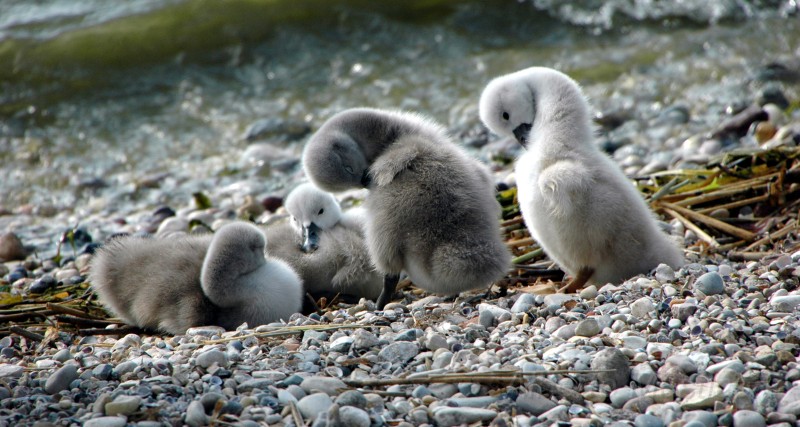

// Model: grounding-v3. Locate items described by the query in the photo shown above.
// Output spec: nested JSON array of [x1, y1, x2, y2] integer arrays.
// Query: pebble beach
[[3, 1, 800, 427]]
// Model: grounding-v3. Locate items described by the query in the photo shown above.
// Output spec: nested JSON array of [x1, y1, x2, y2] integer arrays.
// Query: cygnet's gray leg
[[376, 274, 400, 310], [558, 266, 594, 294]]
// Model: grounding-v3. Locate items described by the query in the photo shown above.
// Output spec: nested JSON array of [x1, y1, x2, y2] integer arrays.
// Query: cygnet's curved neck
[[529, 79, 594, 160], [330, 108, 446, 163]]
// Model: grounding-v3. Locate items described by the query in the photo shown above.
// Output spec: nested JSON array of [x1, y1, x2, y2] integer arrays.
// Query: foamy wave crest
[[527, 0, 797, 29]]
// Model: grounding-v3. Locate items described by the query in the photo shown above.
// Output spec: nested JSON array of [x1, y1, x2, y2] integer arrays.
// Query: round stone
[[45, 364, 79, 394], [694, 272, 724, 295], [732, 410, 766, 427]]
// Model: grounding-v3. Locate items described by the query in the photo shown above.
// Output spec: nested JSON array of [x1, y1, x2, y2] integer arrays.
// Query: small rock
[[545, 316, 566, 333], [301, 376, 347, 396], [185, 400, 209, 427], [196, 349, 228, 369], [630, 297, 656, 319], [29, 274, 56, 294], [635, 413, 665, 427], [334, 390, 366, 409], [511, 293, 536, 313], [654, 264, 676, 282], [631, 363, 657, 386], [352, 329, 379, 349], [297, 392, 333, 421], [516, 392, 556, 415], [680, 383, 723, 410], [338, 406, 370, 427], [733, 391, 755, 411], [44, 364, 79, 394], [778, 385, 800, 413], [579, 285, 598, 300], [575, 318, 600, 337], [105, 395, 142, 416], [83, 417, 127, 427], [714, 367, 742, 388], [553, 323, 577, 340], [424, 333, 448, 351], [92, 364, 114, 381], [610, 387, 637, 408], [732, 410, 766, 427], [683, 410, 719, 427], [478, 303, 511, 328], [755, 390, 777, 414], [378, 341, 419, 364], [0, 364, 23, 379], [53, 348, 72, 363], [432, 407, 498, 426], [0, 232, 29, 262], [591, 348, 630, 388], [329, 336, 354, 353], [623, 396, 654, 413], [694, 272, 724, 295], [770, 295, 800, 312]]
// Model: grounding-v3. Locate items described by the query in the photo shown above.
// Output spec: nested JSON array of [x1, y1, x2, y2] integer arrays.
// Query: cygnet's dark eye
[[502, 112, 510, 120], [318, 208, 324, 215], [344, 165, 354, 174]]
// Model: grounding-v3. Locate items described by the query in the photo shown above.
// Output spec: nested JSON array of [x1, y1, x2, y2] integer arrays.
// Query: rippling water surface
[[1, 0, 798, 211]]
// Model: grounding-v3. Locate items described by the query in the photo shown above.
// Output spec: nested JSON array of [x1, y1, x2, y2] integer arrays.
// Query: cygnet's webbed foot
[[375, 274, 400, 310], [558, 266, 594, 294]]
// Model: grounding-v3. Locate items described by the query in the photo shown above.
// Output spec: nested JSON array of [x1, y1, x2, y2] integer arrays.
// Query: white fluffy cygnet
[[479, 66, 684, 292], [302, 108, 511, 308], [265, 182, 382, 300], [88, 222, 303, 334]]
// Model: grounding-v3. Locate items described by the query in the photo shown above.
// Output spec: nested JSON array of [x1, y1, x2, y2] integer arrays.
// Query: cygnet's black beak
[[360, 170, 372, 188], [512, 123, 532, 148], [301, 223, 320, 253]]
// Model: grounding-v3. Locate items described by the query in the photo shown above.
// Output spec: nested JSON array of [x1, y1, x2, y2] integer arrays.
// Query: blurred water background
[[1, 0, 798, 213]]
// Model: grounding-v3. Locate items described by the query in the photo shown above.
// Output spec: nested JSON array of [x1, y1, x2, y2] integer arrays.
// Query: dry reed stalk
[[658, 201, 756, 241], [9, 326, 44, 342], [661, 207, 720, 248], [506, 237, 536, 247], [696, 194, 771, 214], [46, 302, 94, 319], [743, 219, 798, 251]]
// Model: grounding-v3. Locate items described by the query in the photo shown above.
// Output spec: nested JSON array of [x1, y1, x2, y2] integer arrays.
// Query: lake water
[[1, 0, 798, 212]]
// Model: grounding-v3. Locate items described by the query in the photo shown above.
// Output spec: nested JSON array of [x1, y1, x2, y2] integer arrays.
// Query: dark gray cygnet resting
[[302, 108, 511, 308], [88, 222, 303, 335], [265, 182, 382, 300], [479, 66, 684, 292]]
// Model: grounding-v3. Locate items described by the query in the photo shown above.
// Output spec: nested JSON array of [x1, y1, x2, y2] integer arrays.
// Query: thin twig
[[511, 248, 545, 265], [0, 310, 56, 323], [728, 251, 777, 261], [9, 326, 45, 342], [46, 302, 95, 319], [661, 207, 719, 247], [289, 400, 304, 427], [342, 369, 612, 386], [54, 315, 119, 328], [696, 193, 771, 215], [675, 183, 770, 207], [500, 217, 525, 227], [201, 324, 368, 345], [743, 219, 798, 251], [659, 201, 755, 241], [506, 237, 536, 247]]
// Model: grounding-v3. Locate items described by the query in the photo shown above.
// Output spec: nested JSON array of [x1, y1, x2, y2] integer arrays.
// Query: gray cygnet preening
[[479, 66, 684, 292], [265, 182, 382, 300], [88, 222, 303, 334], [302, 108, 511, 308]]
